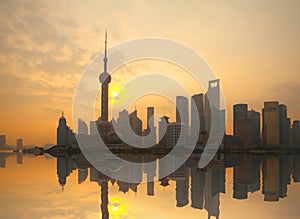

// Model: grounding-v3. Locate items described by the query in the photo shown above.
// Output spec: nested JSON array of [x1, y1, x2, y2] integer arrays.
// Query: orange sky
[[0, 0, 300, 146]]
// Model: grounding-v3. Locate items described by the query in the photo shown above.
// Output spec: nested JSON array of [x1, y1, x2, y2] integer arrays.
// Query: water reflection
[[1, 152, 300, 218], [54, 153, 300, 219]]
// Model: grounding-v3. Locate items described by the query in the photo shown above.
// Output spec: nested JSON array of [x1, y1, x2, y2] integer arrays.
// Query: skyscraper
[[262, 101, 280, 147], [248, 109, 261, 146], [144, 106, 156, 145], [233, 104, 251, 147], [191, 94, 205, 136], [158, 116, 169, 148], [233, 104, 248, 136], [176, 96, 189, 135], [205, 79, 221, 134], [279, 104, 290, 148], [291, 121, 300, 148]]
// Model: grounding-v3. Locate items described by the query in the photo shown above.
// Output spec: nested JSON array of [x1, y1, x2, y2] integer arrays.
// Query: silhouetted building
[[129, 110, 143, 146], [191, 94, 205, 137], [279, 104, 290, 148], [166, 122, 185, 148], [176, 96, 189, 136], [0, 135, 5, 150], [205, 79, 221, 134], [233, 104, 248, 136], [249, 109, 261, 146], [144, 106, 156, 146], [262, 102, 280, 147], [158, 116, 170, 148], [17, 138, 23, 151], [57, 112, 76, 146], [291, 121, 300, 148], [235, 119, 251, 148]]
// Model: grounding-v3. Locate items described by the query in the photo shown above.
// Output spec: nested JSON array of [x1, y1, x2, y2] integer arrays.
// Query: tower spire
[[103, 29, 108, 73]]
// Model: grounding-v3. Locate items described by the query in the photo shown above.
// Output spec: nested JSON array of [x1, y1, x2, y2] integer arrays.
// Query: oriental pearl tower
[[99, 30, 111, 122], [96, 30, 112, 142]]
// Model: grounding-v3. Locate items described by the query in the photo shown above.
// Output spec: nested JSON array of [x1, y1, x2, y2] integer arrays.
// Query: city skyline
[[0, 1, 300, 146]]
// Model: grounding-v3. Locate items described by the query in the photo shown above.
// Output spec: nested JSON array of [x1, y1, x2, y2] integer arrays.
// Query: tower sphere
[[99, 72, 111, 84]]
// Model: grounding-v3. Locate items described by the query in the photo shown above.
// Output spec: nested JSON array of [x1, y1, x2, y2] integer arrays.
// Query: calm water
[[0, 152, 300, 219]]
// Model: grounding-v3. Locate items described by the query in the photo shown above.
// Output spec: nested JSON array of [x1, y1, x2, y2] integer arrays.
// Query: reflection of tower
[[98, 172, 109, 219], [262, 156, 279, 201], [204, 167, 220, 219], [57, 157, 68, 191], [99, 30, 111, 122], [191, 168, 205, 209]]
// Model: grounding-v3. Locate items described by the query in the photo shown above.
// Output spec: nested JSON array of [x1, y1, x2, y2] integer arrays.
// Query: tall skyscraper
[[249, 109, 261, 146], [291, 121, 300, 148], [144, 106, 156, 145], [191, 94, 205, 136], [158, 116, 169, 148], [191, 168, 205, 209], [57, 112, 68, 146], [0, 135, 6, 150], [57, 112, 76, 146], [176, 96, 189, 135], [262, 101, 280, 147], [233, 104, 251, 147], [129, 110, 143, 146], [279, 104, 290, 148], [233, 104, 248, 136], [205, 79, 225, 138]]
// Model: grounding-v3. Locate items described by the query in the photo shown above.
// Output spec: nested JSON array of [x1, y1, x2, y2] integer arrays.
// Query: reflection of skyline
[[52, 153, 300, 218]]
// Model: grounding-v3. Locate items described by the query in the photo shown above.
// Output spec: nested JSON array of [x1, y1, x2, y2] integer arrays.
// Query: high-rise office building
[[176, 96, 189, 135], [262, 101, 280, 147], [129, 110, 143, 146], [191, 94, 205, 135], [166, 122, 185, 148], [158, 116, 170, 147], [249, 109, 261, 146], [279, 104, 290, 148], [205, 79, 221, 134], [233, 104, 251, 147], [144, 107, 156, 146], [0, 135, 6, 150], [233, 104, 248, 136], [291, 121, 300, 148]]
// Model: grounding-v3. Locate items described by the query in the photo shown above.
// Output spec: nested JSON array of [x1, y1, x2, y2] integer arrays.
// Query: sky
[[0, 0, 300, 145]]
